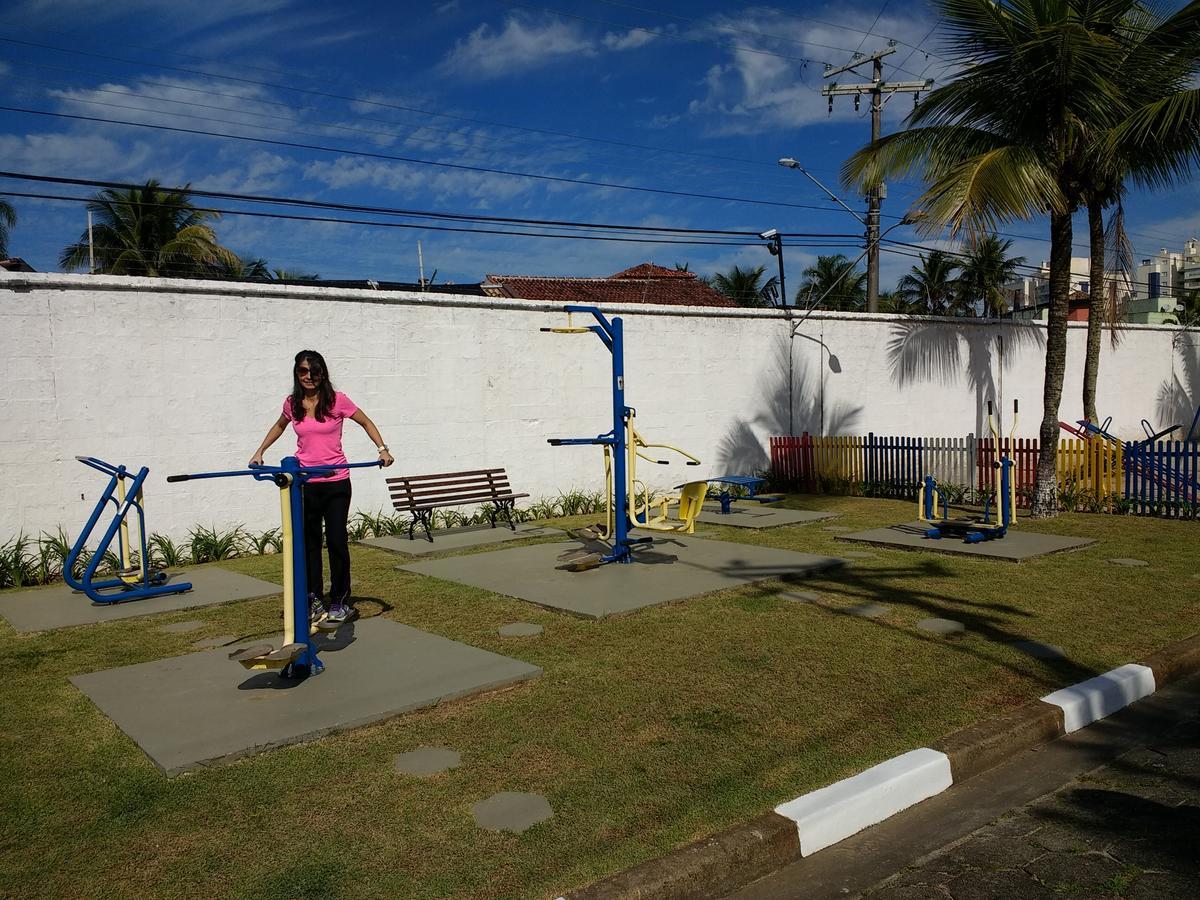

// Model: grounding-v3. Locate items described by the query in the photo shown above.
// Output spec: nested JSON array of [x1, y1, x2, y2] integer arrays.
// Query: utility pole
[[822, 42, 931, 313]]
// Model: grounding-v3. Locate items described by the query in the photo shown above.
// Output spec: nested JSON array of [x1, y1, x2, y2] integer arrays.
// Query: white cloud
[[438, 16, 597, 79], [602, 28, 657, 52], [0, 131, 155, 177]]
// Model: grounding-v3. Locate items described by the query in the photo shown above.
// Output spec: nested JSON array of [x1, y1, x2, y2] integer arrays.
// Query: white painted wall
[[2, 273, 1196, 542]]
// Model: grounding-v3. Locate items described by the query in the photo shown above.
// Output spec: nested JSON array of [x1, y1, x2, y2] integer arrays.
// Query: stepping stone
[[158, 620, 203, 634], [191, 634, 237, 649], [918, 617, 965, 635], [498, 622, 543, 638], [778, 591, 820, 603], [839, 551, 877, 560], [841, 603, 890, 618], [823, 525, 852, 532], [394, 746, 461, 777], [1108, 558, 1149, 567], [472, 791, 553, 833], [1011, 640, 1066, 660]]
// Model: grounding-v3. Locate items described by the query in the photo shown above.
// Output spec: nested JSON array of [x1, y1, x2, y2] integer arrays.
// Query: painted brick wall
[[2, 273, 1194, 542]]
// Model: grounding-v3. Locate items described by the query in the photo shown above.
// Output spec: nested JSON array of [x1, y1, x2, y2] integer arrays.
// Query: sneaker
[[308, 594, 327, 623], [326, 601, 356, 624]]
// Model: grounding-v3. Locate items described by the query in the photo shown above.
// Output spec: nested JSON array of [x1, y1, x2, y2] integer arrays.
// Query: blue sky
[[0, 0, 1196, 292]]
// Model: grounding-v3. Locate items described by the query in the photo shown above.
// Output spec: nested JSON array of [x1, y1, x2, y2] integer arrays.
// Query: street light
[[759, 228, 786, 306]]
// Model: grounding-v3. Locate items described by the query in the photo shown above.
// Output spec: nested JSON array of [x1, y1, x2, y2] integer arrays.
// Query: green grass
[[1, 496, 1197, 899]]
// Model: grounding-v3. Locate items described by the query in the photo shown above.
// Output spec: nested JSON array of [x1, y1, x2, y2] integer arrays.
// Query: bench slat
[[408, 492, 528, 511], [388, 476, 512, 494], [386, 468, 506, 485]]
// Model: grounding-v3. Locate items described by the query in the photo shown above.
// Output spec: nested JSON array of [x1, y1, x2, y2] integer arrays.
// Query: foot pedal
[[266, 643, 306, 661], [568, 525, 602, 541], [563, 552, 603, 572], [314, 617, 341, 633], [229, 643, 274, 663]]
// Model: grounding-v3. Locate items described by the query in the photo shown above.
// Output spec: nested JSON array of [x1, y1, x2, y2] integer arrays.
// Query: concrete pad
[[1108, 557, 1149, 567], [779, 591, 821, 603], [842, 603, 890, 618], [399, 536, 845, 620], [157, 620, 203, 634], [919, 618, 965, 635], [1012, 640, 1066, 660], [359, 524, 562, 556], [837, 522, 1094, 562], [1040, 663, 1157, 733], [71, 617, 541, 775], [0, 567, 281, 633], [394, 746, 460, 777], [498, 622, 543, 637], [472, 791, 553, 833], [696, 505, 837, 529], [775, 748, 953, 856]]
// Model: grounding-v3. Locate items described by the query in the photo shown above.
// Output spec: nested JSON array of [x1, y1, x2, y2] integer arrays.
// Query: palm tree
[[711, 265, 775, 308], [0, 199, 16, 259], [797, 254, 867, 311], [895, 250, 961, 315], [958, 235, 1026, 318], [843, 0, 1200, 517], [208, 255, 271, 280], [60, 180, 237, 277], [271, 268, 320, 281]]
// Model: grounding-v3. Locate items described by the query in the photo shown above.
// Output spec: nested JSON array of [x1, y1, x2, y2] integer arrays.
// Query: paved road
[[727, 673, 1200, 900]]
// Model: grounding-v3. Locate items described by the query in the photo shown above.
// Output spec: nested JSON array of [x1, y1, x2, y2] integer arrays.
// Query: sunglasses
[[296, 366, 322, 377]]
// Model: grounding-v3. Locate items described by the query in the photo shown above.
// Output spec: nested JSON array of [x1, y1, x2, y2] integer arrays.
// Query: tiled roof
[[482, 263, 735, 307]]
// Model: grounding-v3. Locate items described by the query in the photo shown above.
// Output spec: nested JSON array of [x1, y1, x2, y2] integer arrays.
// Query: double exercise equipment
[[542, 305, 705, 569], [918, 400, 1019, 543], [66, 456, 193, 604], [167, 457, 383, 679]]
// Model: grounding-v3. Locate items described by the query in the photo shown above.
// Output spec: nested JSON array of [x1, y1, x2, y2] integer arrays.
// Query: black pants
[[302, 478, 352, 603]]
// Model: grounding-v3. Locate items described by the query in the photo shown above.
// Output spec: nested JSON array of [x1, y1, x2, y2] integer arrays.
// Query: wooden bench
[[386, 468, 529, 542]]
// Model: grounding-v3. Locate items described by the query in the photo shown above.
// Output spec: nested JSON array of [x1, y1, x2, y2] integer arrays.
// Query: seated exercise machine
[[699, 475, 784, 515], [918, 400, 1018, 543], [65, 456, 192, 604], [542, 306, 704, 570], [167, 457, 382, 680]]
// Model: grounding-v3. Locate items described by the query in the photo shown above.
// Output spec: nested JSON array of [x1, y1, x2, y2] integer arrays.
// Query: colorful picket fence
[[768, 431, 1198, 517]]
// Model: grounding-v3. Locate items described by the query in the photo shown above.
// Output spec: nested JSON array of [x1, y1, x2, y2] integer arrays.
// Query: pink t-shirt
[[282, 391, 359, 482]]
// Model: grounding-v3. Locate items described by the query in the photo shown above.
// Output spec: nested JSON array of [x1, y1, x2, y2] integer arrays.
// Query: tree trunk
[[1032, 209, 1073, 518], [1082, 198, 1105, 424]]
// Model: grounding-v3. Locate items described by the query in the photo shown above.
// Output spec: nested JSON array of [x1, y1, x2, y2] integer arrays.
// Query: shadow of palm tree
[[887, 320, 1046, 437], [1156, 331, 1200, 436], [717, 331, 863, 473]]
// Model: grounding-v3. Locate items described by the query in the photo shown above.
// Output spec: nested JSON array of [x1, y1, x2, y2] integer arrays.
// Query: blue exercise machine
[[919, 400, 1018, 543], [699, 475, 783, 514], [167, 456, 382, 680], [65, 456, 193, 604], [542, 305, 702, 568]]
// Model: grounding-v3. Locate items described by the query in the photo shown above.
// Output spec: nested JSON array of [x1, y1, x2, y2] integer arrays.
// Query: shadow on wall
[[887, 319, 1046, 435], [1155, 331, 1200, 437], [716, 331, 862, 474]]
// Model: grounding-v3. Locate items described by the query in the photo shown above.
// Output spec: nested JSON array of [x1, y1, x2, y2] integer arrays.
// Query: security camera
[[759, 228, 779, 240]]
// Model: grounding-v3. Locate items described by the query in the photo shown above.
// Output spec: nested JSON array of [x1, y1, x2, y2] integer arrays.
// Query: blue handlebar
[[167, 459, 383, 483]]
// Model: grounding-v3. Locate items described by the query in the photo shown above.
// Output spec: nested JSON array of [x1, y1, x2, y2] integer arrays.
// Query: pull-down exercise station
[[167, 457, 382, 679], [543, 305, 704, 569]]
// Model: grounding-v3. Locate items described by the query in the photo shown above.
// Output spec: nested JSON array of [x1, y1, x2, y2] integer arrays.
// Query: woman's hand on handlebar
[[249, 453, 264, 467], [379, 449, 395, 467]]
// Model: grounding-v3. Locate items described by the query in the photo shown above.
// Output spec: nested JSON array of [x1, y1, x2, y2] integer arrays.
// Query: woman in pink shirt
[[250, 350, 394, 624]]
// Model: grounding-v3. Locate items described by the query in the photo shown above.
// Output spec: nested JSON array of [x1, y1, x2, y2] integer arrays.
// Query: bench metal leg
[[497, 499, 517, 532], [415, 509, 435, 542]]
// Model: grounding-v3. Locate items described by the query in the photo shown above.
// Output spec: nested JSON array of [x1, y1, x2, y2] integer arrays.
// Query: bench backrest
[[386, 468, 516, 511]]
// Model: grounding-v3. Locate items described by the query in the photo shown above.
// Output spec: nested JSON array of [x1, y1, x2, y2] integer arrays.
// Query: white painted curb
[[1040, 663, 1157, 733], [774, 747, 953, 856]]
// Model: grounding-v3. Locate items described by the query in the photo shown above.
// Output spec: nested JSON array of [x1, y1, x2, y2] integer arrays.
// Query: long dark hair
[[290, 350, 336, 421]]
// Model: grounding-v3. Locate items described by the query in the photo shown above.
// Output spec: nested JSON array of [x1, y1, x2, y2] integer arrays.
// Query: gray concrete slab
[[359, 523, 562, 556], [394, 746, 461, 777], [472, 791, 554, 833], [71, 617, 541, 775], [696, 504, 837, 529], [836, 522, 1094, 562], [0, 567, 281, 633], [919, 617, 966, 635], [399, 536, 844, 619], [842, 603, 890, 618]]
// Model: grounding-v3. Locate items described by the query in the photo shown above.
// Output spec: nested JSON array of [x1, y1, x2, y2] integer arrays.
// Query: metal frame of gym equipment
[[65, 456, 193, 604], [167, 457, 382, 679], [919, 400, 1018, 543], [542, 305, 703, 566]]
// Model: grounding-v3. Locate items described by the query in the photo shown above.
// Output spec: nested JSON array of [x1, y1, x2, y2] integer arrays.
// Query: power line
[[0, 104, 861, 214]]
